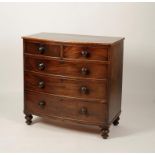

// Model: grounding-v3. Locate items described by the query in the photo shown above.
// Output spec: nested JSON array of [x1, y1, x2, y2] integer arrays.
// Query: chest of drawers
[[23, 33, 124, 139]]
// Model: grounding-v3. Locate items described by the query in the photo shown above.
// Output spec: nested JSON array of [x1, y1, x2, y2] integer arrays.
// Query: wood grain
[[24, 54, 108, 79], [63, 45, 108, 61], [25, 91, 106, 124], [22, 32, 124, 45], [24, 71, 107, 100], [23, 32, 124, 139], [24, 40, 61, 57], [108, 41, 123, 122]]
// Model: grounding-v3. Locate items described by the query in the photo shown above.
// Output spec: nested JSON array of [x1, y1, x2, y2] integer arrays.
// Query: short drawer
[[24, 55, 108, 79], [24, 71, 107, 100], [24, 41, 61, 57], [63, 45, 108, 61], [25, 91, 106, 124]]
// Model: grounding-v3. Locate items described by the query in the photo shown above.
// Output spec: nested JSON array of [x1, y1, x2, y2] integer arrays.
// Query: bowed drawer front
[[23, 32, 124, 139], [63, 45, 108, 61], [24, 41, 61, 57], [25, 91, 106, 124], [24, 55, 108, 79], [24, 71, 107, 99]]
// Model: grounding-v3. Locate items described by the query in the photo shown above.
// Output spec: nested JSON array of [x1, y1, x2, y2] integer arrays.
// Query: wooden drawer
[[24, 71, 107, 100], [25, 91, 106, 124], [24, 41, 61, 57], [63, 45, 108, 61], [24, 55, 108, 79]]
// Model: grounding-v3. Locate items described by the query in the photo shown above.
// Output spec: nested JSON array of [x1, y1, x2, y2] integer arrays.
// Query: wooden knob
[[80, 86, 88, 94], [38, 46, 45, 54], [81, 67, 89, 75], [38, 63, 45, 70], [38, 81, 45, 88], [81, 50, 89, 57], [80, 107, 87, 115], [38, 101, 46, 108]]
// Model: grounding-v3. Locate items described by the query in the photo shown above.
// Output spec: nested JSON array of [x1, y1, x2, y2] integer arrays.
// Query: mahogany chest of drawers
[[23, 33, 124, 139]]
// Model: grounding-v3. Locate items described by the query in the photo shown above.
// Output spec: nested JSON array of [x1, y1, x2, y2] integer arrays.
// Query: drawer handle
[[80, 86, 88, 94], [38, 46, 45, 54], [80, 107, 88, 115], [38, 63, 45, 70], [38, 101, 46, 108], [81, 67, 89, 75], [81, 50, 89, 58], [38, 81, 45, 88]]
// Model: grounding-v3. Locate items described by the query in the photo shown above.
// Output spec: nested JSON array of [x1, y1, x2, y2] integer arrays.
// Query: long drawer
[[24, 71, 107, 100], [24, 54, 108, 79], [25, 91, 106, 124]]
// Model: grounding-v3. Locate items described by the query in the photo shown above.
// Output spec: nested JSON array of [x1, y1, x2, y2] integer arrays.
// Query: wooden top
[[22, 32, 124, 45]]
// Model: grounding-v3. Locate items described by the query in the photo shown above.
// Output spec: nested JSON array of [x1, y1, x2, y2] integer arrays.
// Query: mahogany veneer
[[23, 32, 124, 139]]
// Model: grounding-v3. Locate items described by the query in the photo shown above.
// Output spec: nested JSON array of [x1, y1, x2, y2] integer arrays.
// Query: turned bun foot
[[101, 127, 109, 139], [113, 116, 120, 126], [25, 114, 33, 125]]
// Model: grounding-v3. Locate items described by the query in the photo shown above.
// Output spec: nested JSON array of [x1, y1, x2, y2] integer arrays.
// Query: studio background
[[0, 2, 154, 152]]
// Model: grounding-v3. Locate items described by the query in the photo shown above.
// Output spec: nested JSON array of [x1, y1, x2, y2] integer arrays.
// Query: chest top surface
[[22, 32, 124, 45]]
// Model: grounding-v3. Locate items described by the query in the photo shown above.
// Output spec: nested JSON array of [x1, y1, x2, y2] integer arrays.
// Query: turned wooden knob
[[80, 107, 87, 115], [81, 50, 89, 57], [81, 67, 89, 75], [38, 101, 46, 108], [38, 46, 45, 54], [38, 62, 45, 70], [80, 86, 88, 94], [38, 81, 45, 88]]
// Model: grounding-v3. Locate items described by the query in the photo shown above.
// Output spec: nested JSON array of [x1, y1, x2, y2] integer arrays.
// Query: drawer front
[[24, 55, 108, 79], [24, 41, 61, 57], [63, 45, 108, 61], [25, 91, 106, 124], [24, 72, 107, 100]]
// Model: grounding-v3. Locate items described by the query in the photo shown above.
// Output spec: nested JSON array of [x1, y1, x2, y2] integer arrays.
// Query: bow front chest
[[23, 32, 124, 139]]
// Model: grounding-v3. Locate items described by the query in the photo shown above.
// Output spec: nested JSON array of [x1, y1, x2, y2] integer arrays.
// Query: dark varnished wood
[[24, 40, 61, 57], [25, 114, 33, 125], [23, 32, 124, 139], [101, 126, 109, 139], [108, 41, 123, 122], [24, 54, 108, 79], [23, 32, 124, 45], [113, 116, 120, 126], [63, 45, 108, 61], [25, 91, 106, 124], [24, 71, 107, 100]]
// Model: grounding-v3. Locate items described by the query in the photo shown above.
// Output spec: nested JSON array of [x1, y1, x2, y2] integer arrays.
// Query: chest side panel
[[108, 41, 124, 123]]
